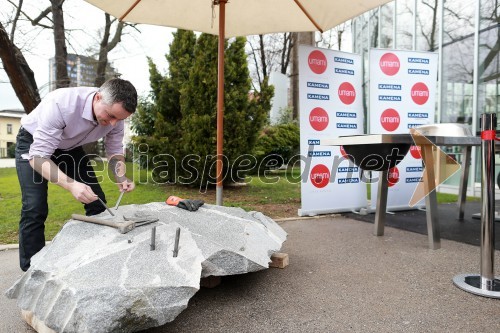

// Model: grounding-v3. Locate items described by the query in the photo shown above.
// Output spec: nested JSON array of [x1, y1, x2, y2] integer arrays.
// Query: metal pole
[[471, 0, 481, 197], [173, 227, 181, 258], [216, 0, 227, 206], [150, 226, 156, 251], [453, 113, 500, 298], [480, 113, 495, 289]]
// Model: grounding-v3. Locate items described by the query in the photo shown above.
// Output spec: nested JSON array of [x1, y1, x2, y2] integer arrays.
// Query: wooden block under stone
[[269, 252, 289, 268], [200, 276, 222, 288], [22, 310, 57, 333]]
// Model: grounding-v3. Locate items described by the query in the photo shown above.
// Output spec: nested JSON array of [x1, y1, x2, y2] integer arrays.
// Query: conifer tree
[[180, 34, 272, 186], [132, 30, 196, 183], [133, 30, 273, 187]]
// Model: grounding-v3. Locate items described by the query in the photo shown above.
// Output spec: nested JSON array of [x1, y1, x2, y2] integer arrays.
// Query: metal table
[[322, 134, 481, 250]]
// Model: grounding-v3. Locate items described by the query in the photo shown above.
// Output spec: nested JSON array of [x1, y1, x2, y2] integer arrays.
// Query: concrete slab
[[0, 158, 15, 168], [2, 216, 500, 332]]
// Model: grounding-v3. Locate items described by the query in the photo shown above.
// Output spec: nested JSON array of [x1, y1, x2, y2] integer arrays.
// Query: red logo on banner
[[380, 108, 400, 132], [340, 146, 348, 158], [411, 82, 429, 105], [379, 53, 400, 76], [308, 50, 327, 74], [310, 164, 330, 188], [410, 145, 422, 159], [309, 107, 329, 131], [388, 167, 400, 187], [338, 82, 356, 105]]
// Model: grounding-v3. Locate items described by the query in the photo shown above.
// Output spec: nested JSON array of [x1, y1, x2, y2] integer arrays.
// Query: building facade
[[0, 109, 23, 158], [48, 54, 118, 91], [344, 0, 498, 193]]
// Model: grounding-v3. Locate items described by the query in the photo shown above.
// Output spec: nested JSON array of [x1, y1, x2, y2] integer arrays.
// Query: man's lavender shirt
[[21, 87, 125, 160]]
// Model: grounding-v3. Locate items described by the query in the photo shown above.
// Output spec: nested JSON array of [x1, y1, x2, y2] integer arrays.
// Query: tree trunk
[[280, 32, 293, 75], [95, 14, 124, 87], [51, 0, 69, 88], [291, 32, 314, 120], [0, 22, 40, 113]]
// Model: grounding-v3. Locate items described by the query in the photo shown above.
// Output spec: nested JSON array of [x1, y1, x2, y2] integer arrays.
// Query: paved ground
[[2, 216, 500, 332]]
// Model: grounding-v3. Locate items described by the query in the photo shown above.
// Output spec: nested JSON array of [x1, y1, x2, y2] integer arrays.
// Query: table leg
[[374, 169, 389, 236], [457, 146, 471, 220], [421, 144, 441, 250]]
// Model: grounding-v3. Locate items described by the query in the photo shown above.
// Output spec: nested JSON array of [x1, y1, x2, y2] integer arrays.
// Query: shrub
[[252, 123, 300, 172], [7, 144, 16, 158]]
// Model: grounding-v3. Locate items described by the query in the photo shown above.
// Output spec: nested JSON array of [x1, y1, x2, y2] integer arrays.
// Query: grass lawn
[[0, 162, 476, 244]]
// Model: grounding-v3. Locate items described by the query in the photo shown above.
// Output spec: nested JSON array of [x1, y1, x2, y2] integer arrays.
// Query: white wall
[[269, 72, 289, 125]]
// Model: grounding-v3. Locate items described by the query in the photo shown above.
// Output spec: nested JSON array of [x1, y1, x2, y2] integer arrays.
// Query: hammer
[[71, 214, 158, 234]]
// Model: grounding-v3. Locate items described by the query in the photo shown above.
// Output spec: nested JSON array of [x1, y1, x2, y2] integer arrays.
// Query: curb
[[0, 242, 51, 252], [0, 244, 19, 251], [274, 214, 342, 223]]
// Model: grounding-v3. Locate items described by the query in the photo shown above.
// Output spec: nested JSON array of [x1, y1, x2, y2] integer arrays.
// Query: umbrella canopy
[[85, 0, 391, 38], [85, 0, 392, 205]]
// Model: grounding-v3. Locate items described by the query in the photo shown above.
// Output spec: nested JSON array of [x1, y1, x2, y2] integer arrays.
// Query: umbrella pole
[[216, 0, 227, 206]]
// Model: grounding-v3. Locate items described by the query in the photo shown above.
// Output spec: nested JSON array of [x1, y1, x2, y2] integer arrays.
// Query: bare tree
[[247, 32, 293, 89], [0, 21, 40, 112], [1, 0, 133, 115], [317, 22, 350, 50], [50, 0, 69, 88], [94, 13, 125, 86], [3, 0, 69, 91], [418, 0, 439, 51]]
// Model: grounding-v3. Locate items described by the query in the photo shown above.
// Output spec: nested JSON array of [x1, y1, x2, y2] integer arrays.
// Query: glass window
[[7, 124, 12, 134], [416, 0, 440, 52], [477, 0, 500, 120], [395, 0, 414, 50], [440, 0, 475, 124], [380, 2, 395, 48]]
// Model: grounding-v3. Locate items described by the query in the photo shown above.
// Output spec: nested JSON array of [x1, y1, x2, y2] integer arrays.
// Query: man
[[15, 78, 138, 271]]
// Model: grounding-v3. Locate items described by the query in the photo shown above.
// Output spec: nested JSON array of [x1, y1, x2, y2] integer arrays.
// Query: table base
[[453, 274, 500, 298]]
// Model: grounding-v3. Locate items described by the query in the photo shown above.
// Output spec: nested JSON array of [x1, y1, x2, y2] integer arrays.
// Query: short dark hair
[[99, 78, 138, 113]]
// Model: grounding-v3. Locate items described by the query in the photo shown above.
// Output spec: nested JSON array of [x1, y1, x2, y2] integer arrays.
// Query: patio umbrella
[[85, 0, 392, 205]]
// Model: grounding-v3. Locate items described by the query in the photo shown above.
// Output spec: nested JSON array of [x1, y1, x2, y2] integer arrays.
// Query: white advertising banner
[[298, 45, 366, 216], [369, 49, 438, 210]]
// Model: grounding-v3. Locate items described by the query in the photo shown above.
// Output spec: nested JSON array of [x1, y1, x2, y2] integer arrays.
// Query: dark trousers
[[15, 127, 106, 271]]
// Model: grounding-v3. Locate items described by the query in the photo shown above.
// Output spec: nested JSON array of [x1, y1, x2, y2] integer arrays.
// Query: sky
[[0, 0, 176, 110]]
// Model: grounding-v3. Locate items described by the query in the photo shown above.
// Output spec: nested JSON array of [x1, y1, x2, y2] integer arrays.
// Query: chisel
[[96, 197, 115, 216], [114, 191, 125, 210]]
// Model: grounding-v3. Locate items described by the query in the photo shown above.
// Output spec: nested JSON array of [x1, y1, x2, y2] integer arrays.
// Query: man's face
[[93, 92, 131, 126]]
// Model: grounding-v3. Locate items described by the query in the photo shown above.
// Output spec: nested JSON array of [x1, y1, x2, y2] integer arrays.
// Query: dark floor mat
[[342, 200, 500, 249]]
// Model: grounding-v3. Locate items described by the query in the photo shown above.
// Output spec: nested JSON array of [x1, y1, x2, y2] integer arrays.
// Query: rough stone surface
[[130, 203, 287, 277], [6, 203, 287, 333]]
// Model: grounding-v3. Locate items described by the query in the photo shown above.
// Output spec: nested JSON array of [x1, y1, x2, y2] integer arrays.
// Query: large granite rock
[[6, 203, 287, 332], [128, 203, 287, 277]]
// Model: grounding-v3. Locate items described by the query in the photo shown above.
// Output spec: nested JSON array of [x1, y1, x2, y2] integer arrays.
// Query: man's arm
[[108, 154, 135, 192], [30, 157, 98, 203]]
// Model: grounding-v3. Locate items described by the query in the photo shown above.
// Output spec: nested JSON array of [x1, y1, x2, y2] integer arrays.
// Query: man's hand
[[30, 157, 97, 203], [68, 182, 98, 204], [118, 179, 135, 192]]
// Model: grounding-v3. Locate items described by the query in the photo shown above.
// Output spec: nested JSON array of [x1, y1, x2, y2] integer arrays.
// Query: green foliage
[[276, 106, 295, 125], [7, 144, 16, 158], [131, 30, 197, 183], [130, 96, 156, 137], [253, 123, 300, 172], [133, 30, 273, 186]]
